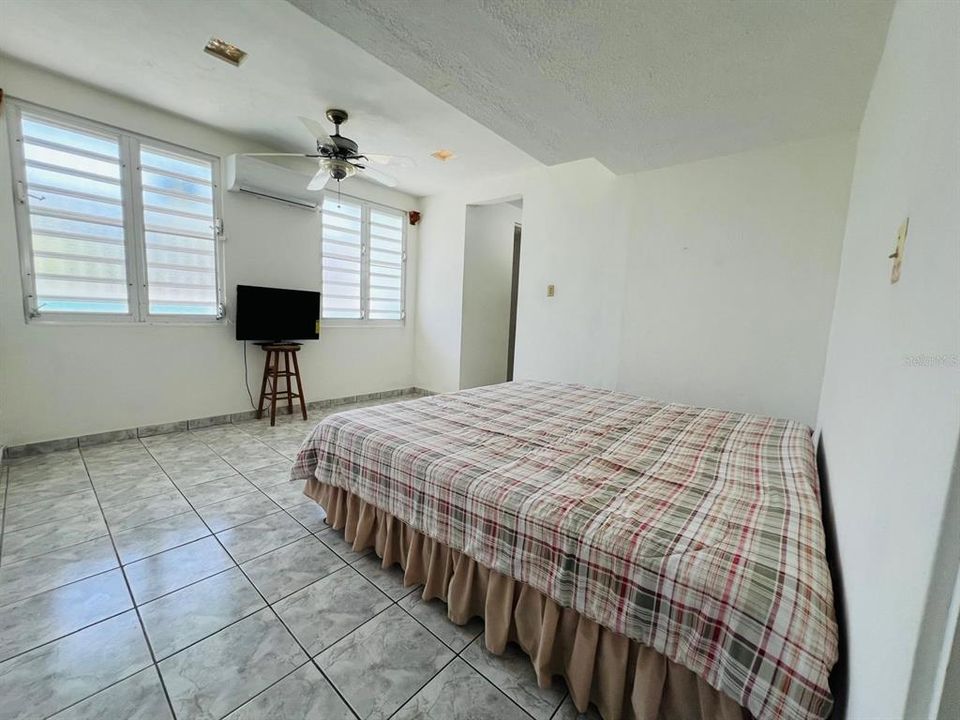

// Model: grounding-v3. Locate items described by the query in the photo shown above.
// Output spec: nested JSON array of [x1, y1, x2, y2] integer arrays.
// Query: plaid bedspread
[[293, 381, 837, 720]]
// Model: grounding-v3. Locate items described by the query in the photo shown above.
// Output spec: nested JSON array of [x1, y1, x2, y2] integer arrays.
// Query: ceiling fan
[[244, 108, 413, 194]]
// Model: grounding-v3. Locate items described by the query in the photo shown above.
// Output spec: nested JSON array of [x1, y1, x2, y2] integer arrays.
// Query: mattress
[[293, 381, 838, 720]]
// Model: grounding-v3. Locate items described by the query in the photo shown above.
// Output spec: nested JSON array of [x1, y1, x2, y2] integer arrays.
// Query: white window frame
[[6, 99, 225, 325], [319, 192, 407, 326]]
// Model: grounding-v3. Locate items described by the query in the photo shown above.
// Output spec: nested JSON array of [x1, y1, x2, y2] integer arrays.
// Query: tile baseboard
[[2, 387, 427, 461]]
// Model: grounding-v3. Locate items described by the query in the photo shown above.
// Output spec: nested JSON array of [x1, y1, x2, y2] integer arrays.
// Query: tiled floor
[[0, 399, 594, 720]]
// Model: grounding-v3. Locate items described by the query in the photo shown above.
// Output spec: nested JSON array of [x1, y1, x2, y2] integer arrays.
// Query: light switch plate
[[890, 217, 909, 284], [547, 284, 555, 297]]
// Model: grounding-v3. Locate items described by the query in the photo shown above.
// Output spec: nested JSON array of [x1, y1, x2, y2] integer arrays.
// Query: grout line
[[309, 657, 362, 720], [456, 635, 565, 720], [76, 444, 180, 720], [221, 658, 359, 720], [113, 528, 212, 568], [6, 492, 126, 537], [380, 573, 535, 719], [394, 595, 484, 655], [459, 649, 543, 720], [134, 563, 238, 610], [362, 557, 538, 720], [132, 434, 294, 719], [101, 496, 198, 536], [1, 524, 111, 569], [217, 522, 308, 564], [184, 515, 361, 715], [306, 600, 399, 719], [41, 666, 159, 719], [5, 398, 456, 719], [0, 481, 95, 518], [384, 653, 461, 720], [0, 564, 119, 613], [141, 438, 307, 541], [237, 546, 343, 606], [149, 599, 267, 664], [314, 528, 373, 562], [181, 485, 262, 512], [455, 637, 555, 720], [108, 509, 205, 566], [316, 536, 535, 720], [115, 455, 292, 565], [3, 439, 297, 586], [0, 603, 132, 666], [0, 420, 290, 716], [336, 530, 550, 720], [137, 428, 365, 718], [0, 467, 8, 562], [311, 574, 397, 653], [82, 443, 318, 718], [548, 692, 572, 720]]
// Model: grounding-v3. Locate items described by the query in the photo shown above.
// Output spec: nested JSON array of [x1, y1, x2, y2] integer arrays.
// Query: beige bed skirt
[[307, 480, 748, 720]]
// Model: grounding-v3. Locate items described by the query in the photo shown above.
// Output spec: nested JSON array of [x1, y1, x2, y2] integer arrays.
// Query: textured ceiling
[[0, 0, 539, 197], [288, 0, 894, 173], [0, 0, 894, 192]]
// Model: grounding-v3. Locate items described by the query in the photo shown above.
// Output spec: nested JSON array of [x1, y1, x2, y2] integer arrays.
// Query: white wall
[[939, 609, 960, 720], [815, 1, 960, 716], [0, 58, 419, 446], [415, 158, 625, 394], [414, 192, 471, 393], [617, 134, 856, 425], [460, 202, 521, 389], [416, 136, 854, 426]]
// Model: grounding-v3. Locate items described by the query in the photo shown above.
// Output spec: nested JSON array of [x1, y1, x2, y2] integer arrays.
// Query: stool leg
[[291, 350, 307, 421], [256, 348, 270, 420], [285, 351, 294, 416], [269, 349, 279, 426]]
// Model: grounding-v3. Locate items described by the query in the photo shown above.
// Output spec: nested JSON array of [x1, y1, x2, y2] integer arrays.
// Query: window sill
[[25, 316, 227, 328], [321, 319, 406, 329]]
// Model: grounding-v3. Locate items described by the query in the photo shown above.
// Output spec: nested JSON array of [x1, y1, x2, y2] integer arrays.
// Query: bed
[[292, 381, 838, 720]]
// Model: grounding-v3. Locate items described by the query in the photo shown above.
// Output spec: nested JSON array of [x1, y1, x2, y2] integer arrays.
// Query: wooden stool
[[256, 343, 307, 426]]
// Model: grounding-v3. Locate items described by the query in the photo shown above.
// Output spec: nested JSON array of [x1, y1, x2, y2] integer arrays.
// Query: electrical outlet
[[547, 284, 555, 297], [890, 218, 909, 284]]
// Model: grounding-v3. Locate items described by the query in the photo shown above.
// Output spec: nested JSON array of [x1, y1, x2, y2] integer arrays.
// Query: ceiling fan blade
[[306, 169, 330, 191], [364, 153, 415, 168], [359, 165, 398, 188], [298, 116, 336, 147], [242, 152, 320, 158]]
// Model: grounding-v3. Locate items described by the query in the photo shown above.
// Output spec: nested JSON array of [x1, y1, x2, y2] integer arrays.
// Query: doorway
[[506, 222, 521, 381], [459, 198, 522, 389]]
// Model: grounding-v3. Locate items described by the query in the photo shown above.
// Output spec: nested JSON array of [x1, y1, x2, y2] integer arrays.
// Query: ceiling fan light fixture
[[431, 149, 455, 162], [204, 37, 247, 66], [319, 158, 358, 182]]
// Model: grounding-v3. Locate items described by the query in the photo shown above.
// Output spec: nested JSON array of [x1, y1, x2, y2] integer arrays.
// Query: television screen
[[235, 285, 320, 341]]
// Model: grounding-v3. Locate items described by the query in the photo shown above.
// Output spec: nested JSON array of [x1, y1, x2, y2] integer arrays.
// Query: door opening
[[507, 222, 521, 381], [458, 198, 522, 389]]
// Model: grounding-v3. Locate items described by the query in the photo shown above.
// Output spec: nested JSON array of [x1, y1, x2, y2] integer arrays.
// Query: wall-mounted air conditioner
[[225, 154, 321, 210]]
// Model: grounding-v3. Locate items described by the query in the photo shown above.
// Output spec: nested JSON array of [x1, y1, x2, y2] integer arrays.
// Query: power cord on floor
[[242, 341, 257, 410]]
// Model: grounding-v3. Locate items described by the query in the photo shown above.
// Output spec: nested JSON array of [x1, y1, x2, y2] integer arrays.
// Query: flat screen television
[[235, 285, 320, 341]]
